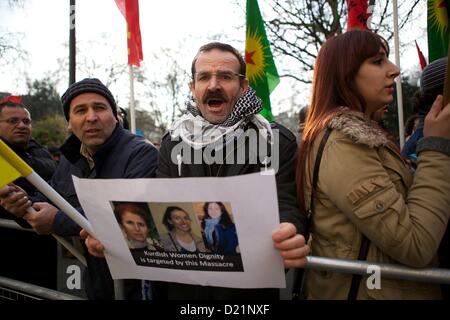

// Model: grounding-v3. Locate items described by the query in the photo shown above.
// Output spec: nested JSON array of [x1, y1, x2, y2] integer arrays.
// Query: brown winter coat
[[304, 110, 450, 299]]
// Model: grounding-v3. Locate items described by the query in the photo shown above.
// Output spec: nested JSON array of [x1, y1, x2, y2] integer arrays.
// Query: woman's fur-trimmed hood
[[328, 110, 389, 148]]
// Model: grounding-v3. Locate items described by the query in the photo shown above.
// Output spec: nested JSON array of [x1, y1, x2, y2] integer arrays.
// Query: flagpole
[[0, 139, 95, 236], [443, 42, 450, 107], [392, 0, 405, 148], [26, 172, 95, 236], [129, 64, 137, 134]]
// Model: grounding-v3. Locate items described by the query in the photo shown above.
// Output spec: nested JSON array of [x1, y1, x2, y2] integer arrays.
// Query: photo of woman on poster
[[114, 202, 162, 251], [160, 206, 208, 253], [201, 202, 239, 255]]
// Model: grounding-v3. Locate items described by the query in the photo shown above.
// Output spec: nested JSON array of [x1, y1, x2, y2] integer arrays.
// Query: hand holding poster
[[73, 172, 285, 288]]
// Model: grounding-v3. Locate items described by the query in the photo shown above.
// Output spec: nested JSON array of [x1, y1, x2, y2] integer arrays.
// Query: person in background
[[402, 57, 447, 159], [47, 146, 62, 163], [298, 106, 309, 138], [0, 95, 58, 289], [404, 114, 419, 143], [117, 107, 130, 130], [0, 79, 159, 300], [297, 30, 450, 299], [402, 57, 450, 299]]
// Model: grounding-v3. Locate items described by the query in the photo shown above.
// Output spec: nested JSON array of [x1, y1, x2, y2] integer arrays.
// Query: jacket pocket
[[346, 176, 404, 248], [347, 176, 395, 219]]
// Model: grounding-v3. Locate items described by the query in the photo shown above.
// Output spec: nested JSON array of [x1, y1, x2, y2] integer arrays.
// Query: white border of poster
[[73, 171, 285, 288]]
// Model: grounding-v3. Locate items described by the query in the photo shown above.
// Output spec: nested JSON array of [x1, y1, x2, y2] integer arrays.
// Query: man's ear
[[241, 78, 249, 95], [188, 80, 195, 95], [67, 121, 72, 131]]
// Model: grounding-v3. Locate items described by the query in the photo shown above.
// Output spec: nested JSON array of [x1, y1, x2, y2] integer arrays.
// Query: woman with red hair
[[297, 30, 450, 299]]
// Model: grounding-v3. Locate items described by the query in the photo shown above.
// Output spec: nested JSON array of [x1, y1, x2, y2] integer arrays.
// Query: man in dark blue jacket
[[0, 79, 159, 299]]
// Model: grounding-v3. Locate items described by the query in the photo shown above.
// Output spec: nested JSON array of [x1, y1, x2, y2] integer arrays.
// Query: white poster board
[[73, 171, 285, 288]]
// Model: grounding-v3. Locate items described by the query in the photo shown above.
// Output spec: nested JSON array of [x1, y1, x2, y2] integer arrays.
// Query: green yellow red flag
[[245, 0, 280, 121], [428, 0, 450, 62]]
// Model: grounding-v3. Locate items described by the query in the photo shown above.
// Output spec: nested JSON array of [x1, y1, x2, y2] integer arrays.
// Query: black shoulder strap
[[292, 127, 332, 300], [347, 235, 370, 300], [308, 127, 332, 216]]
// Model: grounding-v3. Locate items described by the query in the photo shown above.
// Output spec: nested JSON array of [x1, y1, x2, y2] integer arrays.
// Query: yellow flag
[[0, 139, 33, 188]]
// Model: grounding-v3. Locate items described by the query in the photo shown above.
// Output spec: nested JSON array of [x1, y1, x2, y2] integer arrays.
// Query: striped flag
[[115, 0, 143, 66]]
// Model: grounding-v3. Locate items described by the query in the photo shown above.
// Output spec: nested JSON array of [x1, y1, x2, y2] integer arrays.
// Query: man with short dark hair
[[0, 96, 58, 289], [0, 79, 159, 299]]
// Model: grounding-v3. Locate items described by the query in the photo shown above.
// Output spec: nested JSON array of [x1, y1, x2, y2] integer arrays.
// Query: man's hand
[[272, 222, 310, 268], [80, 229, 105, 258], [23, 202, 57, 234], [0, 184, 31, 218]]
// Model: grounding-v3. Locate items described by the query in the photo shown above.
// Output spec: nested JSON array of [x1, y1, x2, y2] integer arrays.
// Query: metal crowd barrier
[[0, 218, 86, 267], [306, 256, 450, 284], [0, 276, 84, 300], [2, 218, 450, 300], [0, 218, 87, 300]]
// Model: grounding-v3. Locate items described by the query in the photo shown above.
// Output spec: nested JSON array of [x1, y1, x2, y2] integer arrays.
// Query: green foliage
[[382, 77, 419, 142], [23, 77, 63, 121], [32, 115, 68, 147]]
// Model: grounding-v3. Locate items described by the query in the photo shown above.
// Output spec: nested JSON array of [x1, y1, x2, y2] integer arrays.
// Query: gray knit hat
[[420, 57, 447, 95], [61, 78, 117, 120]]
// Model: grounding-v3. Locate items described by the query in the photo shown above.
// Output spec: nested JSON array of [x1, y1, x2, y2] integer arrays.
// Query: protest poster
[[73, 172, 285, 288]]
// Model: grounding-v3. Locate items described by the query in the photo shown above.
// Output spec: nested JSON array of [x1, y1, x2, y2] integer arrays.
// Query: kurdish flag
[[245, 0, 280, 122], [428, 0, 450, 62], [0, 139, 94, 235]]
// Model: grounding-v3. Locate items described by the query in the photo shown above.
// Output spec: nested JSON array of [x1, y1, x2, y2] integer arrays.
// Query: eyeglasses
[[194, 71, 245, 84], [0, 117, 32, 126]]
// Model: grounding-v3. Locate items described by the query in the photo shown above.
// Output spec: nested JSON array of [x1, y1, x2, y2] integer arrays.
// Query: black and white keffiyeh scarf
[[169, 87, 273, 150]]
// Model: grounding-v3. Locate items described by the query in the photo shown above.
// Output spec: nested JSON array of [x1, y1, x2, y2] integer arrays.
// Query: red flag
[[347, 0, 371, 31], [0, 95, 22, 105], [415, 40, 428, 70], [115, 0, 143, 66]]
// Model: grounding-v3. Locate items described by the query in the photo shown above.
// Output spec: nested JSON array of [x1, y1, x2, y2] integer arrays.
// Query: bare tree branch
[[265, 0, 423, 84]]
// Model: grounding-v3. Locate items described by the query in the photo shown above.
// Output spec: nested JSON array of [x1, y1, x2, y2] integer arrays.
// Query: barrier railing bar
[[0, 276, 85, 300], [0, 218, 87, 267], [306, 256, 450, 284]]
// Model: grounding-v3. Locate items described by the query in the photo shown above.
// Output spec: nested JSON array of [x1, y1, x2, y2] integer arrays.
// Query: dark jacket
[[34, 125, 159, 299], [0, 139, 58, 289], [156, 122, 307, 299]]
